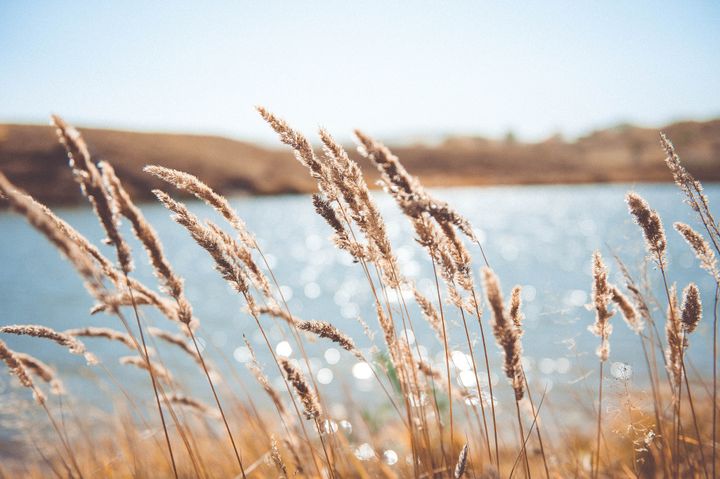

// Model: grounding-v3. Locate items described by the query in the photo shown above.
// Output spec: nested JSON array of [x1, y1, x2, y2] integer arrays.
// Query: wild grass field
[[0, 109, 718, 478]]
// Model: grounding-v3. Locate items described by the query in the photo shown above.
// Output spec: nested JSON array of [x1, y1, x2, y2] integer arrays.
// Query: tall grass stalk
[[589, 251, 613, 479], [663, 134, 720, 478], [714, 285, 719, 479], [124, 284, 181, 479]]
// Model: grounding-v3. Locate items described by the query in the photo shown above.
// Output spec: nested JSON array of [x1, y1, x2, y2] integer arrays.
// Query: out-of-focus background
[[1, 1, 720, 435], [0, 1, 719, 204]]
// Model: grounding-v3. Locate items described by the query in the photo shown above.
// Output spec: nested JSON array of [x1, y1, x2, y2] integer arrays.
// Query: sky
[[0, 1, 719, 144]]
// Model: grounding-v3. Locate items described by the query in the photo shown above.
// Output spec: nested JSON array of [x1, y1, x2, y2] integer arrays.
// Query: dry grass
[[0, 112, 718, 478]]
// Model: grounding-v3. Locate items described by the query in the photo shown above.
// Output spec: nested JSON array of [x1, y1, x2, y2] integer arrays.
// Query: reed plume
[[244, 338, 287, 417], [483, 267, 524, 400], [413, 286, 445, 343], [119, 356, 174, 382], [355, 131, 476, 287], [65, 326, 137, 351], [661, 133, 720, 478], [416, 358, 443, 383], [206, 222, 272, 300], [270, 435, 288, 478], [279, 358, 320, 420], [483, 266, 529, 478], [318, 128, 400, 283], [52, 115, 133, 274], [412, 215, 455, 278], [354, 130, 477, 243], [259, 108, 401, 287], [153, 190, 252, 301], [454, 443, 469, 478], [255, 304, 298, 325], [661, 133, 718, 237], [589, 252, 614, 361], [0, 172, 107, 300], [627, 285, 652, 327], [256, 107, 333, 196], [589, 251, 613, 479], [283, 437, 304, 476], [0, 325, 97, 365], [14, 353, 65, 396], [153, 189, 293, 478], [610, 286, 642, 334], [0, 341, 85, 476], [374, 300, 400, 367], [626, 192, 667, 265], [353, 128, 500, 466], [509, 286, 524, 333], [665, 285, 683, 387], [15, 187, 179, 322], [257, 112, 412, 475], [613, 254, 653, 336], [0, 339, 45, 404], [311, 193, 344, 236], [678, 282, 706, 475], [144, 165, 255, 248], [665, 283, 686, 476], [311, 194, 367, 260], [509, 283, 549, 478], [147, 327, 203, 365], [26, 121, 183, 477], [168, 394, 220, 419], [675, 222, 719, 281], [295, 320, 362, 360], [89, 291, 152, 315], [680, 283, 701, 334], [101, 162, 194, 325]]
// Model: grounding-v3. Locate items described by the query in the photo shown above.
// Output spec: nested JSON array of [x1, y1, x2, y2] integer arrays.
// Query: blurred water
[[0, 184, 718, 429]]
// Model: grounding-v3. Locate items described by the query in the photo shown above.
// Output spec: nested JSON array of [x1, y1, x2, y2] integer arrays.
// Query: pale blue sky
[[1, 1, 718, 143]]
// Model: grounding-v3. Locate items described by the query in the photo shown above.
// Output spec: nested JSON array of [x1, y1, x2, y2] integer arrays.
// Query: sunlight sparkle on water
[[324, 348, 340, 365], [539, 358, 555, 375], [556, 357, 571, 373], [355, 443, 375, 461], [322, 419, 338, 434], [279, 285, 293, 301], [352, 361, 373, 380], [457, 370, 477, 388], [383, 450, 398, 465], [339, 420, 352, 434], [276, 341, 292, 357], [233, 346, 252, 363], [564, 289, 587, 308], [611, 362, 633, 380], [451, 350, 472, 371], [317, 368, 334, 385]]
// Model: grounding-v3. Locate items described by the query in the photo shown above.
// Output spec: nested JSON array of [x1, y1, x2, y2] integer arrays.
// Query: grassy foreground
[[0, 110, 718, 478]]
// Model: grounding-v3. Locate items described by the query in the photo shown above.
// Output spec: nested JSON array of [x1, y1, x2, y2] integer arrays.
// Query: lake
[[1, 183, 718, 432]]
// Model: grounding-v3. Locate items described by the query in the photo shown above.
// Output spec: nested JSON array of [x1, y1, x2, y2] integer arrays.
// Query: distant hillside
[[1, 119, 719, 206]]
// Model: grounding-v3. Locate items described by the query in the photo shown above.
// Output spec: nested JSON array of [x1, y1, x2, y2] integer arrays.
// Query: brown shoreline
[[1, 119, 718, 206]]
